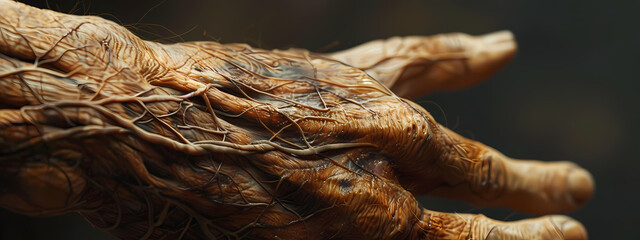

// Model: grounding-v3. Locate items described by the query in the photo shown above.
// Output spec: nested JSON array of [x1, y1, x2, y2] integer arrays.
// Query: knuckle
[[470, 152, 507, 200]]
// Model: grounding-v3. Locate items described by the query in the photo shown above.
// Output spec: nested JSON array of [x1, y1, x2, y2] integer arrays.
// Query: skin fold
[[0, 1, 593, 239]]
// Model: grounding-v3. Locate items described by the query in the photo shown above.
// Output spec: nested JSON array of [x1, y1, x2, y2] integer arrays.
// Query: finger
[[395, 107, 594, 214], [419, 209, 587, 240], [0, 1, 154, 76], [327, 31, 516, 99]]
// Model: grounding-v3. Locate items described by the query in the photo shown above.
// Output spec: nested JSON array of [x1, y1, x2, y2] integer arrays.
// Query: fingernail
[[568, 168, 595, 206]]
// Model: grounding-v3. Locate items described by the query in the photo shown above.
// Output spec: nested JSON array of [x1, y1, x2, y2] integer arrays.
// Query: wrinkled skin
[[0, 1, 594, 239]]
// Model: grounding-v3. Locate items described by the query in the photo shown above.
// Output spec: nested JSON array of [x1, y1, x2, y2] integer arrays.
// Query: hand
[[0, 1, 593, 239]]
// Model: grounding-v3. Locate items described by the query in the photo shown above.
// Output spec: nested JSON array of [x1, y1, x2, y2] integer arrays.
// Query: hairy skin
[[0, 1, 594, 239]]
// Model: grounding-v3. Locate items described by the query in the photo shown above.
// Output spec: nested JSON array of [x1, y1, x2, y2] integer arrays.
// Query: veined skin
[[0, 1, 592, 239]]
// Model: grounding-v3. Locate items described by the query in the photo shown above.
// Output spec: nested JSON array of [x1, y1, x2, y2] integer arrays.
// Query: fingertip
[[480, 30, 515, 44], [568, 168, 595, 206], [477, 30, 517, 60], [550, 215, 589, 240]]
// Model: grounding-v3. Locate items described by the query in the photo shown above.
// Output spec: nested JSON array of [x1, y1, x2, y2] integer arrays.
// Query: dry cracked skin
[[0, 1, 594, 239]]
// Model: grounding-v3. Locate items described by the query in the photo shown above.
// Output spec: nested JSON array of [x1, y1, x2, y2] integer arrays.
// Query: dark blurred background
[[1, 0, 638, 239]]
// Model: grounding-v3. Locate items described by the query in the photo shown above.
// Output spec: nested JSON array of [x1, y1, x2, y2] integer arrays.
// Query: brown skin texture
[[0, 1, 593, 239]]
